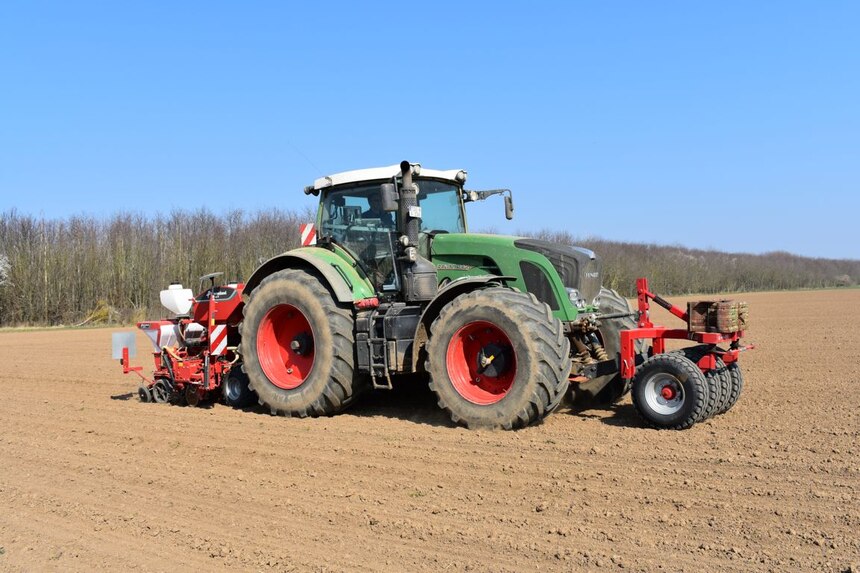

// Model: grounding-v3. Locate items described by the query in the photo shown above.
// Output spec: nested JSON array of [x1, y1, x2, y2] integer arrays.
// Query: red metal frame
[[619, 278, 754, 380], [121, 346, 153, 384]]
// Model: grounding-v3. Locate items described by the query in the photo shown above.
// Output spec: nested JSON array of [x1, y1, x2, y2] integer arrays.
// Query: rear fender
[[243, 248, 375, 304], [410, 275, 516, 371]]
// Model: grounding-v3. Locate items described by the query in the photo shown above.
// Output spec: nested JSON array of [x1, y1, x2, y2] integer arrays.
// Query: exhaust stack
[[398, 161, 437, 302]]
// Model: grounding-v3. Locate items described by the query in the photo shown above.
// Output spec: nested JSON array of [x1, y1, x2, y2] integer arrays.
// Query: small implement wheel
[[185, 385, 201, 407], [632, 353, 708, 429], [222, 366, 257, 408], [426, 288, 571, 429], [151, 379, 170, 404], [708, 357, 731, 416], [670, 345, 717, 421], [137, 385, 152, 403], [241, 269, 365, 417]]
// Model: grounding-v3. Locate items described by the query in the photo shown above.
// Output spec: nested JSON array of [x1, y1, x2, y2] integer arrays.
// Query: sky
[[1, 1, 858, 259]]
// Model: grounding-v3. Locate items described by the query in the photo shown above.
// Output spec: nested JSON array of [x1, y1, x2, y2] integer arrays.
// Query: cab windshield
[[319, 179, 465, 236]]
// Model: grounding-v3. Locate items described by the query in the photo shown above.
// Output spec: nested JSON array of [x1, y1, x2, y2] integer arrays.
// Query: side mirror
[[380, 183, 399, 212], [504, 195, 514, 220]]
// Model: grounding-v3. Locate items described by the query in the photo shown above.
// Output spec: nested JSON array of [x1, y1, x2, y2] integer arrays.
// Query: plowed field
[[1, 289, 858, 572]]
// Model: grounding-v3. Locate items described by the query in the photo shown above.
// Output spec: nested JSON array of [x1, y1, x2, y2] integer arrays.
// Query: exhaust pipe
[[398, 161, 437, 302], [399, 161, 420, 251]]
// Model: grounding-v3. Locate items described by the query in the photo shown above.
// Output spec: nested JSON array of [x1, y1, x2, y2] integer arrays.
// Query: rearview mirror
[[504, 195, 514, 220], [380, 183, 399, 212]]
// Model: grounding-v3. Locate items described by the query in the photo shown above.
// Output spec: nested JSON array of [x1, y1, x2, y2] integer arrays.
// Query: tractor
[[119, 160, 751, 429]]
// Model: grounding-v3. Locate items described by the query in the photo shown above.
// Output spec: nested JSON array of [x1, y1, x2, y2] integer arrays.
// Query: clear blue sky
[[1, 1, 858, 259]]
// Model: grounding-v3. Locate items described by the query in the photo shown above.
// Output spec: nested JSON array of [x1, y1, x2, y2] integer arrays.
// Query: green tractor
[[238, 161, 641, 429]]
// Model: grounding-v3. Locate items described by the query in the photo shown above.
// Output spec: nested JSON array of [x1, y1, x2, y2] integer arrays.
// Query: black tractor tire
[[426, 288, 571, 429], [240, 269, 365, 417], [631, 353, 708, 430], [222, 365, 257, 409], [581, 287, 648, 405], [720, 362, 744, 414]]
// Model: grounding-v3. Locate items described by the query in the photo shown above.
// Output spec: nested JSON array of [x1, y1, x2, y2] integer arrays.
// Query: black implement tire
[[720, 362, 744, 414], [222, 366, 257, 409], [151, 379, 170, 403], [185, 385, 201, 407], [670, 345, 718, 421], [631, 353, 708, 430], [587, 288, 648, 404], [426, 288, 571, 429], [240, 269, 365, 417], [710, 357, 731, 416], [137, 385, 152, 403]]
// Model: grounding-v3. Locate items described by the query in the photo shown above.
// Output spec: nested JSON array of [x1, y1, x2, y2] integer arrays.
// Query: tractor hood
[[429, 233, 602, 316], [512, 238, 602, 304]]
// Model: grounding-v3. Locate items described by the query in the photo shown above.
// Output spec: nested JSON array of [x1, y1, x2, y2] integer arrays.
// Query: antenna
[[286, 139, 324, 177]]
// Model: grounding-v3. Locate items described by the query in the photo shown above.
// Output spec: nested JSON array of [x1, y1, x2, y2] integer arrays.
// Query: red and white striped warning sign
[[300, 223, 316, 247], [210, 324, 228, 356]]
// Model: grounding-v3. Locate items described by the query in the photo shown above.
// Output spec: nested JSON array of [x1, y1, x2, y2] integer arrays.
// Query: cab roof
[[312, 163, 467, 191]]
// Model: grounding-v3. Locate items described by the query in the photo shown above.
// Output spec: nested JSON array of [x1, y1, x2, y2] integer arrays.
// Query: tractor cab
[[314, 164, 469, 294]]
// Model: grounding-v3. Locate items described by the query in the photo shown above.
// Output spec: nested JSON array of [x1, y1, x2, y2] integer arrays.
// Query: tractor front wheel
[[573, 287, 648, 405], [240, 269, 364, 417], [426, 288, 571, 429]]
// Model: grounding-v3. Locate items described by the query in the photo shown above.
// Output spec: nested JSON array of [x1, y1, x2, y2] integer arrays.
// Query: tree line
[[0, 209, 856, 326], [529, 229, 859, 296]]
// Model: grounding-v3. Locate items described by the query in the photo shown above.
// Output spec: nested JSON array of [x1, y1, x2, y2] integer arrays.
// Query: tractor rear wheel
[[426, 288, 571, 429], [240, 269, 364, 417], [631, 353, 708, 429]]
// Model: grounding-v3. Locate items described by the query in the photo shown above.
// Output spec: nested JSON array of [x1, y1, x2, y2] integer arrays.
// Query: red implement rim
[[446, 320, 517, 405], [256, 304, 315, 390]]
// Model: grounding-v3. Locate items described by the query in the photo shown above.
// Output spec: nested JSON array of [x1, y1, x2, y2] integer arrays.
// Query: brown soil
[[1, 289, 858, 572]]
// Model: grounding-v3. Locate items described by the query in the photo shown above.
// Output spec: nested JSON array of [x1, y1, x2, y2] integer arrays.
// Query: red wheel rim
[[446, 320, 517, 405], [256, 304, 315, 390]]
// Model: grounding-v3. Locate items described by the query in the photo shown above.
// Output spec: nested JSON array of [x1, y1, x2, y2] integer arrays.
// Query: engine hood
[[428, 233, 602, 313], [512, 238, 603, 304]]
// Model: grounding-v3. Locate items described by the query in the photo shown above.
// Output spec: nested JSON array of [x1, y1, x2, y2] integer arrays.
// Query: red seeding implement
[[114, 273, 256, 408], [114, 161, 752, 429]]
